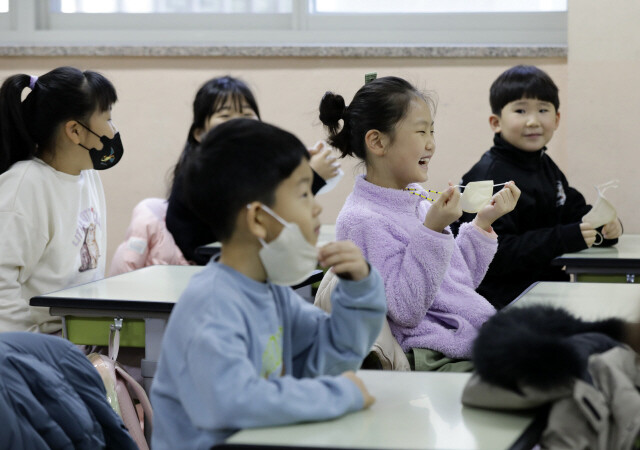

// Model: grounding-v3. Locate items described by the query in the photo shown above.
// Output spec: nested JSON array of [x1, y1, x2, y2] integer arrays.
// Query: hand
[[474, 181, 521, 231], [602, 218, 622, 240], [309, 140, 341, 181], [423, 182, 462, 233], [342, 371, 375, 409], [318, 241, 369, 281], [580, 222, 597, 247]]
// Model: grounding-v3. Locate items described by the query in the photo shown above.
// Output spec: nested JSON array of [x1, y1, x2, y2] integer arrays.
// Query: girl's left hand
[[474, 181, 521, 231], [602, 218, 622, 240], [309, 140, 341, 181]]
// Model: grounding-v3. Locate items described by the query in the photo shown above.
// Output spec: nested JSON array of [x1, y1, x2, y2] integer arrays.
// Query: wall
[[565, 0, 640, 234], [0, 57, 567, 266]]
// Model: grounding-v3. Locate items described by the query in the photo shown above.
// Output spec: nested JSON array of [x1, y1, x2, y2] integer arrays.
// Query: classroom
[[1, 0, 639, 449]]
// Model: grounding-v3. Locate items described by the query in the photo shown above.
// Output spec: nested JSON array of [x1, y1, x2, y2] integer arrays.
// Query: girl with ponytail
[[0, 66, 120, 333], [319, 76, 520, 370]]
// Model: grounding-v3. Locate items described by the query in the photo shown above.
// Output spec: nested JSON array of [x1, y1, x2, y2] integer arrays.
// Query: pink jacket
[[109, 198, 189, 276]]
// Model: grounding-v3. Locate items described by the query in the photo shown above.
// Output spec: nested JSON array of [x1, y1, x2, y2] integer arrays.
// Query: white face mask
[[582, 180, 618, 229], [460, 180, 494, 213], [255, 204, 318, 286], [316, 168, 344, 195]]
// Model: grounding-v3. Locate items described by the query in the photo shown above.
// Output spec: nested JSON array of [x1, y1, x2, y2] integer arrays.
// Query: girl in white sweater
[[0, 66, 121, 332]]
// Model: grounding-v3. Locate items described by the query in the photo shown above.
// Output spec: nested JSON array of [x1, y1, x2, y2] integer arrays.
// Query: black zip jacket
[[452, 134, 617, 308]]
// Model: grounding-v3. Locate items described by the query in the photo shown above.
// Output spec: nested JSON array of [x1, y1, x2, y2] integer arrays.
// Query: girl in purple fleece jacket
[[318, 76, 521, 367]]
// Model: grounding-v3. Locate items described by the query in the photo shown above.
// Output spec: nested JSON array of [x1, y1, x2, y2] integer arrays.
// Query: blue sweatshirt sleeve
[[179, 304, 365, 432], [289, 267, 387, 377]]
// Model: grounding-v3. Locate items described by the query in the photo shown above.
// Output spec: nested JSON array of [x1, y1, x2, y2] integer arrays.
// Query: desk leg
[[61, 316, 68, 339]]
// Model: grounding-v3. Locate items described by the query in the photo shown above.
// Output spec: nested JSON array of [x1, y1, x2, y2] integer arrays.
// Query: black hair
[[318, 76, 433, 162], [182, 118, 309, 242], [171, 76, 260, 187], [0, 66, 117, 174], [489, 65, 559, 115]]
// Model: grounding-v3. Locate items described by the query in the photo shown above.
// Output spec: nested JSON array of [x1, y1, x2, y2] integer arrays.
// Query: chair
[[314, 270, 410, 371]]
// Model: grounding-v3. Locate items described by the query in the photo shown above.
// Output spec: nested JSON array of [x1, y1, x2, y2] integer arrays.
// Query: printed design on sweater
[[261, 326, 283, 378], [79, 223, 100, 272], [74, 207, 102, 272], [556, 180, 567, 207]]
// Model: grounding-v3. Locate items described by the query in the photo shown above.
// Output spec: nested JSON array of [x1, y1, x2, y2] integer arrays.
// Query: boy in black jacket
[[455, 65, 622, 309]]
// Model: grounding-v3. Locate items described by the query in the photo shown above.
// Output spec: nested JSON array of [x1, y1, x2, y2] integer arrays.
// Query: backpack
[[88, 319, 153, 450]]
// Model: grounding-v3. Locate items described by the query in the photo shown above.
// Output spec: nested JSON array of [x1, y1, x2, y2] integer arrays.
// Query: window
[[0, 0, 8, 31], [0, 0, 567, 46], [312, 0, 567, 14], [56, 0, 292, 13]]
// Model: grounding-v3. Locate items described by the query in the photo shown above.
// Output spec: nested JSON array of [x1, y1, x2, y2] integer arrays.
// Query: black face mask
[[78, 123, 124, 170]]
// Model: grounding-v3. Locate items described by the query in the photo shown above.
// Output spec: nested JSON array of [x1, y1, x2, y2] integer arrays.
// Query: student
[[108, 197, 189, 276], [455, 65, 623, 309], [151, 119, 386, 449], [166, 76, 341, 264], [0, 66, 120, 333], [318, 76, 520, 370]]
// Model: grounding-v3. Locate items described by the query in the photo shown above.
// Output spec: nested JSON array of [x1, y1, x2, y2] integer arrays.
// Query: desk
[[225, 371, 541, 450], [552, 234, 640, 283], [317, 224, 336, 248], [30, 264, 325, 390], [510, 281, 640, 321], [30, 265, 202, 392]]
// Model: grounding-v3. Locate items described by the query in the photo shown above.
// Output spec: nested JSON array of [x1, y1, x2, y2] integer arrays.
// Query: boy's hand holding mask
[[602, 218, 622, 240], [318, 241, 369, 281]]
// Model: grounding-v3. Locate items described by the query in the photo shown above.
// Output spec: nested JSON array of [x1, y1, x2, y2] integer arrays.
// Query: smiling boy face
[[490, 97, 560, 152]]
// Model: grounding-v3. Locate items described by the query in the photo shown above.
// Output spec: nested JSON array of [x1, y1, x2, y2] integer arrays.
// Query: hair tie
[[29, 75, 38, 90]]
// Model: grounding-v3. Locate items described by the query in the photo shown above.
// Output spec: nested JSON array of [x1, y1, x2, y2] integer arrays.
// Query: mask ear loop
[[247, 203, 290, 247], [595, 179, 619, 197], [593, 230, 604, 246]]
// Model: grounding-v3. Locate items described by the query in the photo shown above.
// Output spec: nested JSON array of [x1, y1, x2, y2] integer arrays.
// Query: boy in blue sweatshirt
[[151, 119, 387, 450]]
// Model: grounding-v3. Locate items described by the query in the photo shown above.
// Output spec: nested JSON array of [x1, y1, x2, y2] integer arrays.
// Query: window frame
[[0, 0, 567, 46]]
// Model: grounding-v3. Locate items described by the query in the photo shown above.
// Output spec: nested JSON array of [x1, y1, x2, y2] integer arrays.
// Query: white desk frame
[[510, 281, 640, 321], [317, 224, 336, 248], [225, 371, 540, 450], [31, 265, 203, 392], [31, 264, 323, 391], [552, 234, 640, 282]]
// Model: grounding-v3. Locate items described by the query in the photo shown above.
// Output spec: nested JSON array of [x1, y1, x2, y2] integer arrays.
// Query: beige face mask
[[460, 180, 494, 213], [582, 180, 618, 229]]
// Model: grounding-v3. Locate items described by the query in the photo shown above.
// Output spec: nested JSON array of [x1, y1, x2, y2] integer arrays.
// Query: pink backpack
[[88, 320, 153, 450]]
